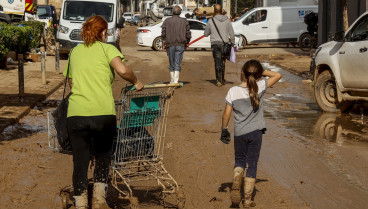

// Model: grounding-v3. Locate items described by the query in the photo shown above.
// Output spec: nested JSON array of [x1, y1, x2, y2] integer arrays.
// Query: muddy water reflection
[[263, 64, 368, 202]]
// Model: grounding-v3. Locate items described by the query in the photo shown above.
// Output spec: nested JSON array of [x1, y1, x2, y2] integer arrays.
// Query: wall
[[262, 0, 318, 7]]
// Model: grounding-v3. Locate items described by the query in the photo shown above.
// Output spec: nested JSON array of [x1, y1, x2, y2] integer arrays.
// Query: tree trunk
[[343, 0, 349, 31]]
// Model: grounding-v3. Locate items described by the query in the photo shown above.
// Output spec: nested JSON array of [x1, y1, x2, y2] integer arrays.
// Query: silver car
[[312, 11, 368, 112]]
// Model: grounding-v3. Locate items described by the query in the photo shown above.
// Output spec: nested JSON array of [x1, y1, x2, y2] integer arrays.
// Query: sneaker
[[216, 81, 222, 87]]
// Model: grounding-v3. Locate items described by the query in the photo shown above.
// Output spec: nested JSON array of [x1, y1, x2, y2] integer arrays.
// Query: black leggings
[[67, 115, 116, 196], [234, 130, 263, 178]]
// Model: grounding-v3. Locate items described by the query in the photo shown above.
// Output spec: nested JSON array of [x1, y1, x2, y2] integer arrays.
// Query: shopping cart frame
[[111, 83, 185, 209]]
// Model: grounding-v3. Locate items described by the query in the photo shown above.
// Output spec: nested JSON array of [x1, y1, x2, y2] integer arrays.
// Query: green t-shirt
[[63, 42, 125, 117]]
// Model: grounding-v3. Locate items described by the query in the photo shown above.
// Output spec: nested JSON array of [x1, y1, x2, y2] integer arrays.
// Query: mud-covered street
[[1, 26, 368, 209]]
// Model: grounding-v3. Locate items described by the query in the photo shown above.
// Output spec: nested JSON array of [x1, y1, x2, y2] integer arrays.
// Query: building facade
[[318, 0, 367, 45], [256, 0, 318, 7]]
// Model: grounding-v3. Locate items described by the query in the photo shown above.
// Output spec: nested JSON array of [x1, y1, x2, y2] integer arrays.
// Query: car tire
[[314, 70, 353, 113], [153, 37, 163, 51]]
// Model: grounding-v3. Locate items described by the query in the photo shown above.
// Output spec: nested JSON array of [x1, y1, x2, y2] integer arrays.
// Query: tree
[[231, 0, 255, 17], [343, 0, 349, 31]]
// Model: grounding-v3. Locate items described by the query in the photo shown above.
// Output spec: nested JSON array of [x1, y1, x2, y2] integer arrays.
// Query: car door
[[338, 14, 368, 89], [188, 20, 211, 48], [241, 9, 268, 43]]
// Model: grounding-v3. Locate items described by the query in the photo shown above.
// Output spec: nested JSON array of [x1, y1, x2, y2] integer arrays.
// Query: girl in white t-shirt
[[221, 60, 281, 208]]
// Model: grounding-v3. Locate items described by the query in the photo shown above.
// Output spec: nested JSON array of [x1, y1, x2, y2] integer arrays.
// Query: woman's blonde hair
[[241, 60, 265, 110], [81, 15, 108, 46]]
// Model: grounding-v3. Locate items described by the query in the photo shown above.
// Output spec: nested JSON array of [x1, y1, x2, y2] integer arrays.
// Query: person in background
[[161, 6, 191, 84], [201, 11, 208, 23], [221, 60, 282, 208], [204, 4, 235, 86], [64, 15, 143, 209]]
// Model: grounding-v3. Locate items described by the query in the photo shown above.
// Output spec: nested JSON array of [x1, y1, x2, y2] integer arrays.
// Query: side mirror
[[332, 31, 345, 42], [116, 17, 125, 28]]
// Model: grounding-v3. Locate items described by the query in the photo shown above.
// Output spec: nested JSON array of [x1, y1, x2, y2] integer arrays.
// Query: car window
[[350, 15, 368, 42], [244, 10, 267, 24], [189, 21, 205, 30]]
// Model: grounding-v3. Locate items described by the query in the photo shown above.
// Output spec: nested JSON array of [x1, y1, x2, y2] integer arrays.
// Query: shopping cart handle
[[126, 83, 184, 91]]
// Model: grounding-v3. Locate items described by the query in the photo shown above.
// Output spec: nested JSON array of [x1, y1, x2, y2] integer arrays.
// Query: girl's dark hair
[[81, 15, 108, 46], [241, 60, 265, 110]]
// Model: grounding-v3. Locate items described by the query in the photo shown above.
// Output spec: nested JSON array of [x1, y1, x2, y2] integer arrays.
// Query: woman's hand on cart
[[134, 80, 144, 91]]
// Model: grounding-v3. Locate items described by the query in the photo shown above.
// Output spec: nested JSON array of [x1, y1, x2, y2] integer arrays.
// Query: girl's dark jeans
[[234, 130, 263, 178], [67, 115, 116, 196]]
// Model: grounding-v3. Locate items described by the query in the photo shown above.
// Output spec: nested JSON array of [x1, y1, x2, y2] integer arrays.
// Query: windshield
[[37, 7, 51, 18], [63, 1, 114, 22], [123, 14, 132, 17], [234, 8, 255, 22], [163, 8, 173, 16]]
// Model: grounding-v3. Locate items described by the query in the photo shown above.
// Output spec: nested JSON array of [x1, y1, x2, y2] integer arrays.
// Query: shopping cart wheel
[[129, 197, 139, 209], [177, 191, 186, 209]]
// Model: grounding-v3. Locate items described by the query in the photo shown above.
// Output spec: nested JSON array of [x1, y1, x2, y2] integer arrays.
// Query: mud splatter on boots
[[72, 191, 88, 209], [230, 167, 244, 207], [243, 177, 256, 208], [92, 183, 111, 209]]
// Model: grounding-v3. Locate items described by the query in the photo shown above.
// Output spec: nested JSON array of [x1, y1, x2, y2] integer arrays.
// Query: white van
[[57, 0, 125, 55], [233, 6, 318, 47]]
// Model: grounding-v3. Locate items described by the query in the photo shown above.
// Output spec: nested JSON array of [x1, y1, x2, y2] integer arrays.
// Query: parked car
[[130, 14, 140, 26], [136, 19, 241, 51], [37, 5, 58, 36], [233, 6, 318, 48], [311, 11, 368, 112], [123, 12, 133, 22]]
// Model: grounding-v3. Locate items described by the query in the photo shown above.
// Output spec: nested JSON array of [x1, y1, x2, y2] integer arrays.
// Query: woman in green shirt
[[64, 15, 143, 209]]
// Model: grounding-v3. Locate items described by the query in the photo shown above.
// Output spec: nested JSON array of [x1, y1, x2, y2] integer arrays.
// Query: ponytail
[[247, 75, 260, 110], [241, 60, 264, 111]]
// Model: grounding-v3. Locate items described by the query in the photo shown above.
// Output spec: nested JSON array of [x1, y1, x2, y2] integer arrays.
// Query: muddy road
[[1, 26, 368, 209]]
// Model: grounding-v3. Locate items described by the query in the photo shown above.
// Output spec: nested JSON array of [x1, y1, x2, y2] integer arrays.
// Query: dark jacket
[[161, 15, 192, 48], [204, 15, 235, 45]]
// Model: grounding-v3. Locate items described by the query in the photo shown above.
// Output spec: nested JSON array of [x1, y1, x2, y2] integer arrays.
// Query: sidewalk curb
[[0, 79, 65, 133]]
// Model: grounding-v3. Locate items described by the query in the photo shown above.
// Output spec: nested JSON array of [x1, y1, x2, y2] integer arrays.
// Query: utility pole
[[222, 0, 230, 18]]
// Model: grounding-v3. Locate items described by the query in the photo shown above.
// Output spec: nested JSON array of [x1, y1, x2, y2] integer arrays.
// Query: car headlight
[[58, 25, 69, 34], [107, 28, 114, 36]]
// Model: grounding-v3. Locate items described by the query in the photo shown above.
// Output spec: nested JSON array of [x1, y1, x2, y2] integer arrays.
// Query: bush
[[19, 21, 45, 48], [0, 21, 45, 60]]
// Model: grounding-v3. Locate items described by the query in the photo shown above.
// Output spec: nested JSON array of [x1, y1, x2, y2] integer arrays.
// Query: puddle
[[0, 99, 58, 141], [262, 63, 368, 194]]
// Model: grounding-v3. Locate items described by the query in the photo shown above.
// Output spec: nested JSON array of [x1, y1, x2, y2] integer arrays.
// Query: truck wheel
[[153, 37, 163, 51], [299, 33, 313, 52], [313, 113, 340, 142], [314, 71, 353, 113]]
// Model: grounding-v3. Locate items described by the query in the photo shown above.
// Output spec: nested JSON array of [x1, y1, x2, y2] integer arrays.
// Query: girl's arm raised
[[263, 70, 282, 87]]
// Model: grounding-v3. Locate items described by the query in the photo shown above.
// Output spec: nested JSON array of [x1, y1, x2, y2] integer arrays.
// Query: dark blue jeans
[[211, 44, 226, 83], [234, 130, 263, 178], [166, 45, 185, 72], [67, 115, 116, 196]]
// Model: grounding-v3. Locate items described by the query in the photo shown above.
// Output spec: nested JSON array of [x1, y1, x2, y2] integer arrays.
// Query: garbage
[[7, 58, 15, 64]]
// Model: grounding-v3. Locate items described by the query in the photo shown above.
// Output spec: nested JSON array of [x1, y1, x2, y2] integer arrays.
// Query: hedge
[[0, 21, 45, 59]]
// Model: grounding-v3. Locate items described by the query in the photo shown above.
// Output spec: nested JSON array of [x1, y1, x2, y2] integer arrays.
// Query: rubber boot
[[92, 183, 111, 209], [230, 167, 244, 207], [170, 71, 175, 84], [174, 71, 180, 84], [72, 191, 88, 209], [243, 177, 256, 208]]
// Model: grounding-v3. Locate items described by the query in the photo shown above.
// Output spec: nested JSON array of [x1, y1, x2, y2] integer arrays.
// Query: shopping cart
[[47, 83, 185, 208], [112, 83, 185, 208]]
